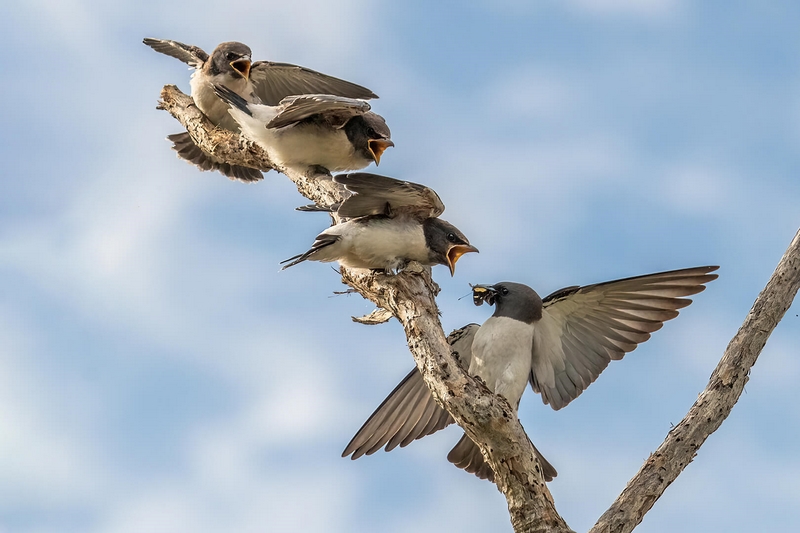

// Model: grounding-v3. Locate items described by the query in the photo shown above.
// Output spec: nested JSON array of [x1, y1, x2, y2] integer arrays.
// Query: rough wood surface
[[156, 84, 572, 533], [589, 228, 800, 533]]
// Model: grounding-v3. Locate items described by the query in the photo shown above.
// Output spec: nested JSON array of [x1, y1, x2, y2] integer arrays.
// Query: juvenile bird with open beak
[[282, 173, 477, 275], [213, 85, 393, 175], [144, 38, 379, 181], [343, 266, 719, 481]]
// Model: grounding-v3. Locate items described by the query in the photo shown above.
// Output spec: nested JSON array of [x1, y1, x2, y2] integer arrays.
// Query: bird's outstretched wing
[[250, 61, 378, 106], [342, 324, 479, 459], [143, 38, 208, 68], [268, 94, 372, 129], [530, 266, 719, 410], [333, 173, 446, 220]]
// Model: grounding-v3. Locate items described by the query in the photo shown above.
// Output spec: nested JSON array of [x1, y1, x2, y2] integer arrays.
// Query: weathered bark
[[155, 85, 799, 533], [156, 85, 571, 533], [589, 228, 800, 533]]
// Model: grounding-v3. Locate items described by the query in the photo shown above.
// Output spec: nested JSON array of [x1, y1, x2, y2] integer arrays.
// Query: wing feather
[[267, 94, 371, 129], [342, 324, 478, 459], [532, 266, 719, 410], [333, 173, 445, 219], [250, 61, 377, 106], [143, 38, 208, 68]]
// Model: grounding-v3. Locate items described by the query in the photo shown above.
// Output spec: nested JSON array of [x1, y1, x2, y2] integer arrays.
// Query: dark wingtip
[[212, 84, 252, 116]]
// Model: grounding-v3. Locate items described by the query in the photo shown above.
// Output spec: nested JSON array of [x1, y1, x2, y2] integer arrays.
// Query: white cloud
[[0, 306, 104, 506]]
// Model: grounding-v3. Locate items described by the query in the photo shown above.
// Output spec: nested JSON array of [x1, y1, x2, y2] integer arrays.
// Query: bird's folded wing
[[333, 173, 445, 219], [250, 61, 378, 105], [531, 266, 719, 410], [143, 38, 208, 68], [267, 94, 372, 129], [342, 324, 479, 459]]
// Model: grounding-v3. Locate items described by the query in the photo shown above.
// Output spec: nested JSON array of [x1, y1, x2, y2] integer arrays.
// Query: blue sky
[[1, 1, 799, 532]]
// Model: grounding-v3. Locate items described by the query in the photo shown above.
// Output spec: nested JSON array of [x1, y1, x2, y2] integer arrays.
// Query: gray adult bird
[[343, 266, 719, 482], [143, 38, 378, 182], [281, 173, 478, 274], [213, 85, 393, 174]]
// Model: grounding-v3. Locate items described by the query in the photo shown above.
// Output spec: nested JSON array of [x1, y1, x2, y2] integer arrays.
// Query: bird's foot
[[306, 165, 333, 179]]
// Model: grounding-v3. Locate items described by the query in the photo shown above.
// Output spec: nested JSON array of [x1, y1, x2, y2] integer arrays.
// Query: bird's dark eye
[[225, 52, 236, 60], [367, 127, 377, 137], [501, 287, 509, 296], [446, 232, 456, 242]]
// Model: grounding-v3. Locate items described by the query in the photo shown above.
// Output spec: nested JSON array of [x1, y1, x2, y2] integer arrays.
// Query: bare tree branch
[[589, 228, 800, 533], [156, 85, 572, 533]]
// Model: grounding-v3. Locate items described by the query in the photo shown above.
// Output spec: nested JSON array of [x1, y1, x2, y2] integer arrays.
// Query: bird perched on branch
[[282, 173, 477, 275], [143, 37, 379, 181], [213, 85, 392, 175], [343, 266, 719, 482]]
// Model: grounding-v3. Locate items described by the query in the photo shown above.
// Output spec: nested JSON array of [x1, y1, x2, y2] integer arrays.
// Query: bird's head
[[363, 113, 394, 165], [471, 282, 542, 323], [212, 42, 252, 80], [424, 219, 478, 276]]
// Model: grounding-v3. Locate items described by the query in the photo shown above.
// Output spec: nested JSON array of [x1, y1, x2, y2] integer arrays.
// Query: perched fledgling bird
[[213, 85, 393, 175], [143, 38, 378, 181], [281, 173, 478, 275], [343, 266, 720, 482]]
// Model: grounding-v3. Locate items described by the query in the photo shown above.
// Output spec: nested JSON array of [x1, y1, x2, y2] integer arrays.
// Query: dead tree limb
[[589, 228, 800, 533]]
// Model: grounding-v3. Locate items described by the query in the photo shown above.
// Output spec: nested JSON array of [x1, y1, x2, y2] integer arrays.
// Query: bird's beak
[[447, 244, 479, 276], [368, 139, 394, 165], [471, 284, 496, 306], [231, 57, 251, 79]]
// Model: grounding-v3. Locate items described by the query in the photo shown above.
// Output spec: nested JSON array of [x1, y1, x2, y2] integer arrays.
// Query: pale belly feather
[[469, 316, 534, 406]]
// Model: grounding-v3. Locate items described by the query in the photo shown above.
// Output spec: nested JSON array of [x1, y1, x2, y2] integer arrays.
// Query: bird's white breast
[[315, 218, 429, 270], [190, 71, 255, 130], [271, 125, 363, 172], [469, 316, 534, 406]]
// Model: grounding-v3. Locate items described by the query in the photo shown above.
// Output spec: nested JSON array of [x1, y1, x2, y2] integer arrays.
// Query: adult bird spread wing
[[344, 266, 719, 482]]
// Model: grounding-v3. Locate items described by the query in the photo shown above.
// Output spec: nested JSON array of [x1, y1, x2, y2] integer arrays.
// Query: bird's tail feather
[[447, 433, 557, 482], [167, 132, 264, 182], [280, 235, 340, 270]]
